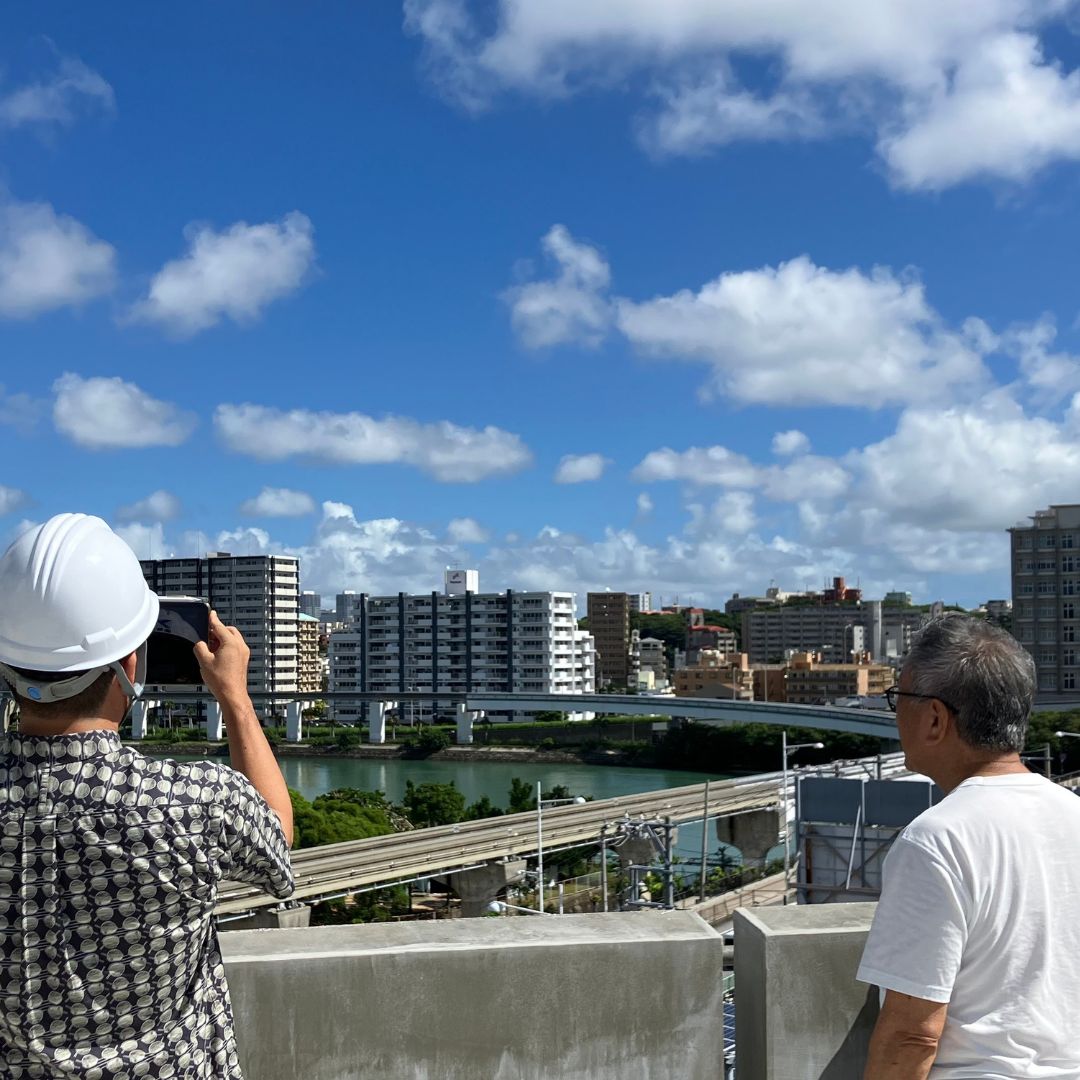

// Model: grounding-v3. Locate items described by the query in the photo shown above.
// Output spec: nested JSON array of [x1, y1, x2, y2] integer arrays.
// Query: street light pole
[[781, 732, 825, 902], [536, 780, 544, 915]]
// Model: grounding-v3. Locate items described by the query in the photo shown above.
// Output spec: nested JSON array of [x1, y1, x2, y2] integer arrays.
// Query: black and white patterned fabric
[[0, 731, 294, 1079]]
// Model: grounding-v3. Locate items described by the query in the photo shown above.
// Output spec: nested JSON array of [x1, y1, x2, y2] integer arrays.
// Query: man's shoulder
[[121, 750, 252, 801]]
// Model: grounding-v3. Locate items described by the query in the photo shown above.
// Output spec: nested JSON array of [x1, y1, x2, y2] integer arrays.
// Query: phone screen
[[146, 597, 210, 685]]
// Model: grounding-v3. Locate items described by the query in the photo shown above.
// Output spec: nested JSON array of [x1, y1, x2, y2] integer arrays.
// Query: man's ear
[[119, 651, 138, 683], [924, 699, 952, 747]]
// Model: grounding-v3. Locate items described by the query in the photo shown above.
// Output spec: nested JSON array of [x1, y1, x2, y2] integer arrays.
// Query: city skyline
[[2, 6, 1080, 606]]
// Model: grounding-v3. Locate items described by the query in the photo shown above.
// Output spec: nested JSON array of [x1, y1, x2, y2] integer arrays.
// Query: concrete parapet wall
[[222, 912, 726, 1080], [734, 902, 878, 1080]]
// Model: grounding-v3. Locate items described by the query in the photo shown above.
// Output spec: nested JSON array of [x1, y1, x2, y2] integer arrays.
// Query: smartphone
[[146, 596, 210, 685]]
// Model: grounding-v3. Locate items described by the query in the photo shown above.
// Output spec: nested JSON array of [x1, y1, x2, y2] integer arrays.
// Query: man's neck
[[18, 715, 119, 737], [934, 752, 1030, 794]]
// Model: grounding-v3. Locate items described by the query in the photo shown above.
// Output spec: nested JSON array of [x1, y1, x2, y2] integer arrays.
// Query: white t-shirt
[[857, 772, 1080, 1078]]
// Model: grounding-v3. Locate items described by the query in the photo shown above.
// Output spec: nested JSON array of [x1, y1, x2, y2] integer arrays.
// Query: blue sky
[[3, 3, 1080, 607]]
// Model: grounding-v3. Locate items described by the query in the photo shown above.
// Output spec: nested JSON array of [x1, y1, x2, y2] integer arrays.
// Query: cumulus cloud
[[53, 374, 198, 449], [214, 403, 532, 482], [504, 225, 612, 348], [772, 430, 811, 456], [116, 490, 181, 523], [554, 452, 611, 483], [617, 256, 989, 407], [636, 492, 653, 517], [0, 199, 116, 318], [881, 33, 1080, 190], [447, 516, 489, 543], [129, 212, 315, 336], [0, 384, 45, 433], [633, 445, 760, 487], [0, 54, 114, 131], [405, 0, 1080, 189], [240, 487, 317, 517]]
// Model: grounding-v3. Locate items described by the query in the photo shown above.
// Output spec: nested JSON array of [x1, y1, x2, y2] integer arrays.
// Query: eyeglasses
[[884, 685, 958, 714]]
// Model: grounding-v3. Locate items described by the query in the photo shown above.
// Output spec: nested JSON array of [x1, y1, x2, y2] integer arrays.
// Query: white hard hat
[[0, 513, 159, 703]]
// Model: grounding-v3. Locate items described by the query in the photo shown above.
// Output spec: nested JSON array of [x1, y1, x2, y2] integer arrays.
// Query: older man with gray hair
[[858, 612, 1080, 1078]]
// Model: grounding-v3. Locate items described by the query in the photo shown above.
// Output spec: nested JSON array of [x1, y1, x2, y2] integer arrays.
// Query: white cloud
[[0, 199, 116, 318], [636, 492, 653, 517], [1002, 315, 1080, 402], [0, 54, 114, 131], [53, 374, 198, 449], [214, 403, 532, 482], [0, 486, 28, 515], [772, 430, 810, 456], [240, 487, 317, 517], [688, 491, 757, 535], [129, 211, 315, 336], [216, 526, 272, 554], [115, 521, 168, 561], [406, 0, 1080, 189], [554, 452, 611, 483], [447, 516, 489, 543], [504, 225, 612, 348], [881, 33, 1080, 190], [640, 69, 825, 156], [0, 384, 45, 433], [116, 490, 181, 523], [632, 445, 760, 487], [617, 255, 988, 407]]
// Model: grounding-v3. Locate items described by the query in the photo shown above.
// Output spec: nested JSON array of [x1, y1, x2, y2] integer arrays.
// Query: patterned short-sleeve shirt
[[0, 730, 294, 1079]]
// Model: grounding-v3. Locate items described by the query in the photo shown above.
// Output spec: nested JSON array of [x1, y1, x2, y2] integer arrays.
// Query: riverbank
[[129, 741, 633, 767]]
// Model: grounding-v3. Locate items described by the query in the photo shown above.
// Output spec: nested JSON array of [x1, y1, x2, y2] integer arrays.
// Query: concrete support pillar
[[205, 700, 223, 741], [455, 703, 479, 746], [131, 699, 151, 739], [449, 860, 526, 918], [285, 700, 303, 743], [368, 700, 387, 744], [715, 808, 781, 868]]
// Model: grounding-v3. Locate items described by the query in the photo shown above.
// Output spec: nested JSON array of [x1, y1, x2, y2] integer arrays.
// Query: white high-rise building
[[327, 573, 596, 724], [140, 553, 299, 710]]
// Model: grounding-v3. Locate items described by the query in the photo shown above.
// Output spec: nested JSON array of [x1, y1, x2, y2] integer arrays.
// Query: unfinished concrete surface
[[222, 911, 726, 1080], [734, 902, 879, 1080], [716, 807, 781, 865]]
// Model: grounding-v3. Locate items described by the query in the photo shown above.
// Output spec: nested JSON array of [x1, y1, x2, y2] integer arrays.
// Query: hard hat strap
[[0, 662, 109, 704]]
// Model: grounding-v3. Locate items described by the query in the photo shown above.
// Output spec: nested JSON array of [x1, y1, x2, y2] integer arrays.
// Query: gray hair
[[903, 612, 1035, 753]]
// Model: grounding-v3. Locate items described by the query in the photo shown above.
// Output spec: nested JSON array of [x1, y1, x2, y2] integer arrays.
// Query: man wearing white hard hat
[[0, 513, 294, 1079]]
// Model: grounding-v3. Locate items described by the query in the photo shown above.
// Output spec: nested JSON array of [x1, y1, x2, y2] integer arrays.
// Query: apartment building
[[1010, 504, 1080, 699], [328, 572, 596, 723], [140, 552, 300, 708], [587, 592, 633, 688], [673, 650, 753, 700], [783, 653, 893, 705], [297, 613, 322, 694], [300, 590, 322, 618], [741, 601, 927, 665]]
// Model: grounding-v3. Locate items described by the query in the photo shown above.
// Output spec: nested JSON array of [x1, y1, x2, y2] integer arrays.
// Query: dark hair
[[904, 612, 1035, 752], [8, 667, 116, 722]]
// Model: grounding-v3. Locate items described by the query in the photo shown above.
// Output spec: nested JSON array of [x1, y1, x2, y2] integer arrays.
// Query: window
[[1065, 649, 1076, 667], [1064, 581, 1076, 596], [1041, 534, 1057, 549], [1065, 626, 1076, 643], [1019, 584, 1034, 595], [1064, 534, 1076, 550], [1040, 672, 1058, 690], [1040, 627, 1057, 642], [1038, 582, 1057, 595], [1066, 603, 1076, 619], [1065, 556, 1076, 573], [1040, 651, 1057, 664], [1040, 604, 1056, 617], [1019, 627, 1034, 641], [1066, 673, 1077, 691], [1038, 559, 1057, 572]]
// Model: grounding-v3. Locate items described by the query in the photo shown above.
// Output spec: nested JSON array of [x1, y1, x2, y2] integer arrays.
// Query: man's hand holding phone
[[193, 610, 251, 710]]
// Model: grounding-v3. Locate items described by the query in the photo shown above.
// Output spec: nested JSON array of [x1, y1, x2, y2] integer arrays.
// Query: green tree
[[335, 726, 364, 750], [507, 776, 535, 813], [404, 727, 451, 754], [402, 780, 466, 827], [289, 787, 398, 849], [464, 795, 504, 820]]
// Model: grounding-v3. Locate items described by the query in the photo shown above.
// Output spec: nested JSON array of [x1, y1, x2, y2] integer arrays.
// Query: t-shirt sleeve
[[213, 766, 294, 899], [856, 834, 969, 1004]]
